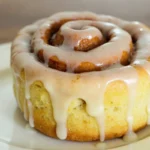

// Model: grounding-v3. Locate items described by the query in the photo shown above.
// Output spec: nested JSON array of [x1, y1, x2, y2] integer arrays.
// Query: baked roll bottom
[[13, 66, 149, 141]]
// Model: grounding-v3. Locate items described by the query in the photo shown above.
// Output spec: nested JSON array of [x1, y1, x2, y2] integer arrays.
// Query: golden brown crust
[[37, 49, 44, 63], [74, 62, 101, 73], [120, 51, 130, 66], [50, 32, 64, 46], [74, 36, 102, 52], [13, 65, 150, 141], [48, 55, 67, 72]]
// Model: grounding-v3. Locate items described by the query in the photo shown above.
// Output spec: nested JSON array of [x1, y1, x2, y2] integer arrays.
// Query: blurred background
[[0, 0, 150, 43]]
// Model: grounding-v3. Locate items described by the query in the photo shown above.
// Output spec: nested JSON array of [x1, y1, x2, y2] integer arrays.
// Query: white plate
[[0, 43, 150, 150]]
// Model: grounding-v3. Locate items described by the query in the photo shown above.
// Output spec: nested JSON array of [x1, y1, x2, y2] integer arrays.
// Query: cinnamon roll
[[11, 12, 150, 142]]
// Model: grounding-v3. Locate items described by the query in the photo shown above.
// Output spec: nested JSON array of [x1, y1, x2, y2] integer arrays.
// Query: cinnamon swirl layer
[[11, 12, 150, 142]]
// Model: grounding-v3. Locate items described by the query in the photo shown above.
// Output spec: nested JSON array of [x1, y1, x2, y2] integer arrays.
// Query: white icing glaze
[[24, 79, 30, 121], [32, 20, 132, 72], [27, 100, 34, 128], [124, 68, 138, 141], [11, 12, 150, 142], [25, 71, 35, 127], [12, 69, 22, 110], [23, 98, 28, 121], [60, 21, 103, 49], [14, 77, 21, 109]]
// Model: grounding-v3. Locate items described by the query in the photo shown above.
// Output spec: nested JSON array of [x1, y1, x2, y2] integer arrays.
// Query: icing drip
[[23, 71, 28, 121], [123, 72, 138, 142], [11, 12, 150, 142], [12, 69, 21, 109], [14, 77, 21, 109], [44, 83, 69, 140], [23, 70, 35, 127], [23, 98, 28, 120], [27, 100, 34, 127], [25, 80, 34, 127], [85, 78, 107, 142], [96, 112, 105, 142]]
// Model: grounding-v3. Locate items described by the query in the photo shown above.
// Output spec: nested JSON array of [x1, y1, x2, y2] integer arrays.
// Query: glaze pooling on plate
[[11, 12, 150, 142]]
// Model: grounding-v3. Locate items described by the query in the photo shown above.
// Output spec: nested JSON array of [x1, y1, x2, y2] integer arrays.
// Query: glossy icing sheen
[[11, 12, 150, 142]]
